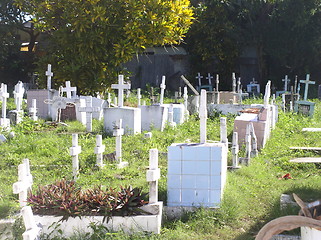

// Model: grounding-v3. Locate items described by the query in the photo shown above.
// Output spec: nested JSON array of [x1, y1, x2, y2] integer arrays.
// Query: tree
[[15, 0, 194, 94]]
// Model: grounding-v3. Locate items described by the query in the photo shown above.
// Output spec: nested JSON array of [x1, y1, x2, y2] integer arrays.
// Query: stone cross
[[13, 160, 33, 207], [0, 83, 9, 127], [111, 75, 131, 107], [137, 88, 142, 106], [264, 80, 271, 107], [237, 77, 241, 93], [250, 78, 257, 84], [300, 74, 315, 101], [113, 119, 127, 168], [220, 117, 228, 145], [294, 75, 298, 94], [249, 122, 258, 157], [94, 135, 105, 168], [29, 99, 38, 121], [21, 206, 41, 240], [199, 89, 207, 144], [46, 64, 53, 90], [215, 74, 219, 92], [297, 81, 301, 101], [167, 104, 176, 128], [14, 81, 25, 112], [183, 86, 189, 116], [107, 92, 111, 107], [206, 73, 213, 85], [196, 72, 203, 87], [232, 73, 236, 92], [282, 75, 290, 92], [159, 76, 166, 105], [244, 123, 252, 165], [231, 132, 239, 168], [62, 81, 77, 99], [70, 134, 81, 180], [79, 96, 100, 132], [146, 149, 160, 204]]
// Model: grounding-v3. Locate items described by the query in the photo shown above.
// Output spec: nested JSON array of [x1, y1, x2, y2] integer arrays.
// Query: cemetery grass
[[1, 100, 321, 239]]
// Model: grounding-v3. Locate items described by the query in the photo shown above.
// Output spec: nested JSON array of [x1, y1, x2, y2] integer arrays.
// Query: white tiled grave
[[103, 107, 141, 135], [167, 142, 227, 208]]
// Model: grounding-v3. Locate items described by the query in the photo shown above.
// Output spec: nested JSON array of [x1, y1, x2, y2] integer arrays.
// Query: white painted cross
[[70, 134, 81, 180], [146, 149, 160, 204], [21, 206, 41, 240], [282, 75, 290, 92], [215, 74, 219, 92], [14, 81, 25, 112], [196, 72, 203, 87], [206, 73, 213, 85], [248, 122, 258, 157], [113, 119, 127, 168], [220, 117, 228, 145], [237, 77, 241, 93], [13, 160, 33, 207], [137, 88, 142, 106], [0, 83, 9, 127], [62, 81, 77, 99], [167, 104, 176, 128], [78, 96, 100, 132], [264, 80, 271, 107], [46, 64, 53, 90], [111, 75, 131, 107], [159, 76, 166, 105], [199, 89, 207, 144], [29, 99, 38, 121], [232, 132, 239, 168], [94, 135, 105, 168], [183, 86, 189, 118], [300, 74, 315, 101], [107, 92, 112, 107], [232, 72, 236, 92], [294, 75, 298, 94]]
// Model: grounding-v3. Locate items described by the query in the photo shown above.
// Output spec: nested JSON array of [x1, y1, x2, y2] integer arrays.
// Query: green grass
[[1, 98, 321, 239]]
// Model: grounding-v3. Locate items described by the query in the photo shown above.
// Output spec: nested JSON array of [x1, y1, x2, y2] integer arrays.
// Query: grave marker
[[183, 86, 189, 118], [113, 119, 128, 168], [0, 83, 10, 127], [282, 75, 290, 92], [300, 74, 315, 101], [13, 160, 33, 207], [29, 99, 38, 121], [159, 76, 166, 105], [232, 73, 236, 92], [79, 96, 100, 132], [14, 81, 25, 123], [46, 64, 53, 90], [146, 149, 160, 204], [62, 81, 77, 99], [264, 80, 271, 107], [206, 73, 213, 85], [237, 77, 241, 93], [196, 72, 203, 87], [137, 88, 142, 106], [220, 117, 228, 145], [232, 132, 239, 168], [199, 89, 207, 144], [294, 75, 298, 94], [167, 104, 176, 128], [21, 206, 41, 240], [94, 135, 105, 168], [70, 134, 81, 180], [111, 75, 131, 107]]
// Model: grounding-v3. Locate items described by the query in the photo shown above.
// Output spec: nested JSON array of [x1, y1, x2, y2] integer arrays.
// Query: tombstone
[[167, 90, 228, 207], [13, 81, 25, 123], [139, 105, 168, 132], [62, 81, 77, 99], [46, 64, 54, 116], [195, 72, 203, 89], [111, 75, 131, 107], [147, 149, 161, 204], [0, 83, 10, 128], [294, 74, 316, 116], [232, 73, 236, 93], [159, 76, 166, 105], [70, 134, 81, 180], [220, 117, 228, 146], [137, 88, 142, 106], [113, 119, 128, 168], [21, 206, 41, 240], [231, 132, 240, 168], [167, 104, 176, 128], [247, 78, 260, 96], [79, 96, 100, 132], [29, 99, 38, 121], [300, 74, 315, 101], [282, 75, 290, 92], [45, 95, 69, 122], [94, 135, 105, 168], [183, 86, 189, 119], [13, 160, 33, 207], [0, 134, 7, 143]]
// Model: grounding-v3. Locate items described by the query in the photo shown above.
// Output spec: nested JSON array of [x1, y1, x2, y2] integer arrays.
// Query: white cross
[[282, 75, 290, 92], [250, 78, 258, 84], [0, 83, 9, 119], [29, 99, 38, 121], [167, 104, 176, 128], [232, 72, 236, 92], [70, 134, 81, 180], [62, 81, 77, 99], [137, 88, 142, 106], [264, 80, 271, 107], [94, 135, 105, 168], [216, 74, 219, 92], [159, 76, 166, 105], [46, 64, 53, 90], [113, 119, 127, 168], [237, 77, 242, 93], [21, 206, 41, 240], [232, 132, 239, 168], [13, 160, 33, 207], [196, 72, 203, 86], [111, 75, 131, 107], [14, 81, 25, 112], [146, 149, 160, 204], [78, 96, 100, 132], [199, 89, 207, 144], [300, 74, 315, 101], [206, 73, 213, 85], [220, 117, 228, 145]]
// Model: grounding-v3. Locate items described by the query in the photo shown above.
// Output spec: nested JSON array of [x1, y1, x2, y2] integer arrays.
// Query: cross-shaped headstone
[[237, 77, 242, 93], [220, 117, 228, 145], [13, 160, 33, 207], [282, 75, 290, 92], [167, 104, 176, 128], [196, 72, 203, 87], [0, 83, 9, 120], [46, 64, 53, 90], [264, 80, 271, 107], [29, 99, 38, 121], [21, 206, 41, 240], [215, 74, 219, 92], [146, 149, 160, 204], [70, 133, 81, 180], [199, 89, 207, 144], [250, 78, 257, 84], [183, 86, 188, 113], [232, 132, 239, 168], [111, 75, 131, 107], [62, 81, 77, 99], [113, 119, 127, 168], [159, 76, 166, 105], [232, 72, 236, 92], [14, 81, 25, 112], [294, 75, 298, 94], [206, 73, 213, 85], [107, 92, 112, 107], [78, 96, 100, 132], [137, 88, 142, 106], [94, 135, 105, 168], [300, 74, 315, 101]]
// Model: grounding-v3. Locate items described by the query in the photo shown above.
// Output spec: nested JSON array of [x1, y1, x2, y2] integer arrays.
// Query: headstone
[[300, 74, 315, 101], [21, 206, 41, 240], [111, 75, 131, 107], [264, 80, 271, 107], [159, 76, 166, 105], [139, 105, 168, 132], [232, 73, 236, 93], [70, 134, 81, 180], [78, 96, 100, 132], [137, 88, 142, 106], [0, 83, 10, 128], [27, 89, 58, 119], [29, 99, 38, 121], [45, 64, 53, 90], [113, 119, 128, 168], [282, 75, 290, 92], [248, 122, 258, 157], [294, 75, 298, 94], [62, 81, 77, 99], [237, 77, 241, 93], [247, 78, 260, 95], [232, 132, 239, 168], [206, 73, 213, 85], [167, 104, 176, 128], [107, 92, 111, 107], [183, 86, 189, 119], [13, 81, 25, 123], [195, 72, 203, 87], [146, 149, 160, 204], [220, 117, 228, 146], [94, 135, 105, 168], [199, 89, 207, 144]]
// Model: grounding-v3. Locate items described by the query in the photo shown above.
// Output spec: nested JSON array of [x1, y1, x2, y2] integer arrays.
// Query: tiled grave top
[[235, 113, 258, 121], [170, 142, 223, 147]]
